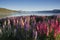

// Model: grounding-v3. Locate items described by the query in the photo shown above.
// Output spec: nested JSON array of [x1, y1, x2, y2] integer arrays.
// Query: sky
[[0, 0, 60, 11]]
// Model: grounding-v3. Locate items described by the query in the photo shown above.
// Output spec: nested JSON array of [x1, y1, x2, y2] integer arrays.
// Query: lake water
[[7, 12, 60, 17]]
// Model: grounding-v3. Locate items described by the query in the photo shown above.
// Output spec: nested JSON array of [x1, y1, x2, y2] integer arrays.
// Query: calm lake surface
[[7, 12, 60, 17]]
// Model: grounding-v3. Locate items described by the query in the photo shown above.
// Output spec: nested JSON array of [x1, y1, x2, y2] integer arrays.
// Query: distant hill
[[53, 9, 60, 13], [0, 8, 19, 18], [0, 8, 18, 13], [34, 9, 60, 13]]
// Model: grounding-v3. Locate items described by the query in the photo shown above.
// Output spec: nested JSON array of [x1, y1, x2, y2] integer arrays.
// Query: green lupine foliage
[[56, 34, 60, 40]]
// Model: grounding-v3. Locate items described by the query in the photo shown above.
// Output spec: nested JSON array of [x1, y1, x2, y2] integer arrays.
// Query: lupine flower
[[36, 22, 41, 31], [4, 20, 6, 25], [55, 19, 59, 26], [7, 19, 10, 25], [49, 26, 53, 33], [46, 26, 49, 36], [54, 31, 57, 38], [13, 19, 16, 26], [0, 16, 60, 40], [19, 18, 24, 28]]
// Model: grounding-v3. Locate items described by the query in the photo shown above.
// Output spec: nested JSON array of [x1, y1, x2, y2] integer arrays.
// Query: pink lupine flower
[[49, 25, 53, 33], [54, 32, 57, 38], [57, 25, 60, 34], [43, 22, 47, 34], [36, 22, 41, 31], [55, 19, 58, 26], [36, 26, 39, 31], [54, 27, 59, 38], [51, 19, 55, 27], [48, 20, 51, 24], [46, 26, 49, 36], [50, 21, 55, 29]]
